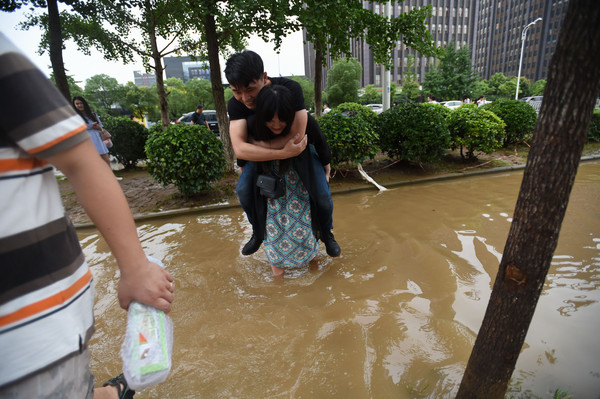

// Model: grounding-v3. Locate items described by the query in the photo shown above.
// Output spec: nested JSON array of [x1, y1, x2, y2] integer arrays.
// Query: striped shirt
[[0, 33, 95, 387]]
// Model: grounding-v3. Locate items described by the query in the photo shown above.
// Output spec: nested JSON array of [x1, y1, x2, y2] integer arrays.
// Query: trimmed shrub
[[588, 109, 600, 142], [145, 124, 227, 196], [482, 99, 537, 145], [447, 104, 506, 159], [318, 102, 379, 168], [376, 102, 451, 163], [102, 116, 148, 168]]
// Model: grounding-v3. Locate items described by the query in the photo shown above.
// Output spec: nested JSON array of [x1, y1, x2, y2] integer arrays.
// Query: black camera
[[256, 174, 285, 199]]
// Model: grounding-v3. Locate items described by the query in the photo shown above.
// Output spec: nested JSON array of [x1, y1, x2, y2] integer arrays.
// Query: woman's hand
[[324, 163, 331, 183]]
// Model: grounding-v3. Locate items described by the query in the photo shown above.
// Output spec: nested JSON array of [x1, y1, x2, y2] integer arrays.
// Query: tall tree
[[456, 1, 600, 397], [83, 73, 125, 114], [181, 0, 294, 170], [423, 40, 475, 100], [325, 57, 362, 106], [294, 0, 438, 117], [48, 0, 193, 127], [2, 0, 82, 100]]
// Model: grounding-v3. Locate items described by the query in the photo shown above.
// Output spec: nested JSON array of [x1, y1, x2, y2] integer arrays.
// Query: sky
[[0, 7, 306, 86]]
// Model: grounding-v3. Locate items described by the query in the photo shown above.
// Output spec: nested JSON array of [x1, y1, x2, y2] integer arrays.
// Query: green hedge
[[318, 102, 379, 168], [102, 116, 148, 168], [482, 99, 537, 146], [145, 124, 226, 196], [376, 103, 451, 163], [447, 104, 506, 159], [588, 109, 600, 142]]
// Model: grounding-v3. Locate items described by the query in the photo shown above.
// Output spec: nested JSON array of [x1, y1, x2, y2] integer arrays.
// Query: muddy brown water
[[84, 161, 600, 398]]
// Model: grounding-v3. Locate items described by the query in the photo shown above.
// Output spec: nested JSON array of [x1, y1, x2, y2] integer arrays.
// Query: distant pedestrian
[[191, 103, 210, 129], [323, 103, 332, 114]]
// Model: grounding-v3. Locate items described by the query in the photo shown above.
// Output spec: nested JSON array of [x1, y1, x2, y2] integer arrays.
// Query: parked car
[[519, 96, 543, 103], [442, 100, 463, 110], [519, 96, 543, 113], [365, 104, 384, 114], [177, 110, 222, 136]]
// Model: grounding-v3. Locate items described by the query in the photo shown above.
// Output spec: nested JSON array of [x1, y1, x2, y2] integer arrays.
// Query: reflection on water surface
[[83, 161, 600, 398]]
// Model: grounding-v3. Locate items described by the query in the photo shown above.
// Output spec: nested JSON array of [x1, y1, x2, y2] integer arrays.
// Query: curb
[[74, 155, 600, 230]]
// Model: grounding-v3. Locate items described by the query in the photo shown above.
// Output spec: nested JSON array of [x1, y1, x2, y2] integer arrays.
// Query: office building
[[303, 0, 569, 88], [164, 56, 211, 82], [133, 71, 157, 87]]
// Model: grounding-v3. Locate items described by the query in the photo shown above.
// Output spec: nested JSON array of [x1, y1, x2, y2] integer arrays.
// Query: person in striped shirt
[[0, 33, 175, 398]]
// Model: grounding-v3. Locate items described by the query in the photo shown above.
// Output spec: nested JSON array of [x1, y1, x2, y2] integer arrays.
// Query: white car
[[365, 104, 384, 114], [443, 100, 463, 110]]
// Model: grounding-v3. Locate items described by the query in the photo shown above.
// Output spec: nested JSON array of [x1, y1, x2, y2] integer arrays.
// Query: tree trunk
[[457, 2, 600, 398], [47, 0, 70, 100], [313, 42, 324, 117], [205, 14, 234, 172], [145, 2, 169, 128]]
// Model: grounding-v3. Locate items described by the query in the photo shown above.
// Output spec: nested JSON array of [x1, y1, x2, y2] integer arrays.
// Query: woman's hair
[[254, 85, 295, 141], [72, 96, 98, 123], [254, 85, 297, 175]]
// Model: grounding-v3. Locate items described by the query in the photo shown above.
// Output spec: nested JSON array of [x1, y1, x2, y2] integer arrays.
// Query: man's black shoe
[[242, 233, 262, 255], [322, 230, 341, 257]]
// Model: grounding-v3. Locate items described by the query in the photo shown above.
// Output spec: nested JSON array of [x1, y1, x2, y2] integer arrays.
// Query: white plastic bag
[[121, 256, 173, 390]]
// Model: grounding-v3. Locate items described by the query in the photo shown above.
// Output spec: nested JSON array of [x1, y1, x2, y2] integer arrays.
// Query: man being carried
[[224, 50, 340, 257]]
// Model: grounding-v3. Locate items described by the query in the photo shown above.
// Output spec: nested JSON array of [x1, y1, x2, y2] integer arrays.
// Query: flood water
[[84, 161, 600, 398]]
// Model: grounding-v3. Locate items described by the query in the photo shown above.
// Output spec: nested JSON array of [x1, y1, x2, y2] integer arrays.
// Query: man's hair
[[224, 50, 264, 88], [197, 103, 204, 109]]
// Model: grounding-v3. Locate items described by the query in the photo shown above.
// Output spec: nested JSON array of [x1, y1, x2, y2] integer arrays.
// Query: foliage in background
[[423, 40, 475, 101], [50, 73, 83, 99], [291, 76, 315, 111], [295, 0, 438, 116], [377, 103, 451, 164], [145, 124, 226, 196], [84, 73, 125, 115], [447, 104, 506, 159], [120, 82, 160, 121], [318, 102, 379, 168], [588, 109, 600, 142], [102, 116, 148, 168], [359, 84, 382, 105], [483, 99, 538, 145], [325, 57, 363, 106]]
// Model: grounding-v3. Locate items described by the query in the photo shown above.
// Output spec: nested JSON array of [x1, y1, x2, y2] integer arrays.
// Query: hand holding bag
[[100, 129, 112, 141]]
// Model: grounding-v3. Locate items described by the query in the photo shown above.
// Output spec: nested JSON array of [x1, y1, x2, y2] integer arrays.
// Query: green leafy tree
[[291, 76, 315, 111], [423, 41, 476, 100], [83, 74, 125, 115], [50, 73, 83, 98], [402, 54, 421, 101], [185, 77, 214, 109], [471, 80, 490, 100], [2, 0, 88, 99], [294, 0, 439, 116], [487, 72, 509, 97], [121, 82, 159, 121], [179, 0, 297, 171], [530, 79, 547, 96], [325, 57, 362, 106]]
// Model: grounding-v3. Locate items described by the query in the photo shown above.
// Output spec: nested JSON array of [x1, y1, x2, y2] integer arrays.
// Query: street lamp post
[[516, 17, 542, 100]]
